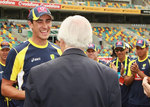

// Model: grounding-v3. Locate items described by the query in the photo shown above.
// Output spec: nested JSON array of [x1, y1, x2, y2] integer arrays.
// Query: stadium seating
[[93, 26, 150, 57], [0, 29, 21, 48], [60, 0, 145, 9], [1, 21, 150, 57]]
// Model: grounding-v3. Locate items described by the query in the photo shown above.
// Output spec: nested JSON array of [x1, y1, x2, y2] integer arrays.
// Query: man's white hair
[[57, 15, 93, 49]]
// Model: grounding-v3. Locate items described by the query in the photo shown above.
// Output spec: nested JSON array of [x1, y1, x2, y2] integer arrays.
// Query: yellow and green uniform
[[0, 62, 15, 107], [109, 56, 132, 106], [127, 56, 150, 106], [2, 39, 61, 107]]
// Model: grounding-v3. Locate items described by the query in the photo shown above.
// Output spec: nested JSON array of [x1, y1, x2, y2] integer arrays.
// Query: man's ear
[[97, 49, 100, 54], [146, 47, 149, 51], [60, 39, 65, 46], [59, 39, 66, 53], [95, 51, 99, 57], [28, 21, 33, 29]]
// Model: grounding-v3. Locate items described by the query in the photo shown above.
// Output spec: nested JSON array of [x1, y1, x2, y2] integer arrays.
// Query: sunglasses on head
[[115, 48, 125, 52]]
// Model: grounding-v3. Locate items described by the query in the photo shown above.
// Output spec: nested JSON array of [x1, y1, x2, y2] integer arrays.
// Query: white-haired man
[[24, 15, 121, 107]]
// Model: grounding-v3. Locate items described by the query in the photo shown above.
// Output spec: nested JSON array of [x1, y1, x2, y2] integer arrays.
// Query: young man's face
[[86, 49, 98, 60], [115, 47, 126, 60], [29, 14, 52, 40], [136, 46, 148, 58], [0, 48, 10, 61]]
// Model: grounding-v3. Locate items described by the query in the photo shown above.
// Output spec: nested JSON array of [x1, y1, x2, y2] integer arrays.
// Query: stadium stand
[[1, 20, 150, 57], [0, 29, 21, 48], [0, 0, 150, 59]]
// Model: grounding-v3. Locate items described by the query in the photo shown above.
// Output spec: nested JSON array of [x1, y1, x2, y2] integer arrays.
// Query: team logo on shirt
[[50, 54, 55, 60], [31, 57, 41, 62], [135, 71, 144, 80], [142, 64, 146, 70]]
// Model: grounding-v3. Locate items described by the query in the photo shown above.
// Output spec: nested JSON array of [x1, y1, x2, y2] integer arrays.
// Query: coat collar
[[62, 48, 86, 57]]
